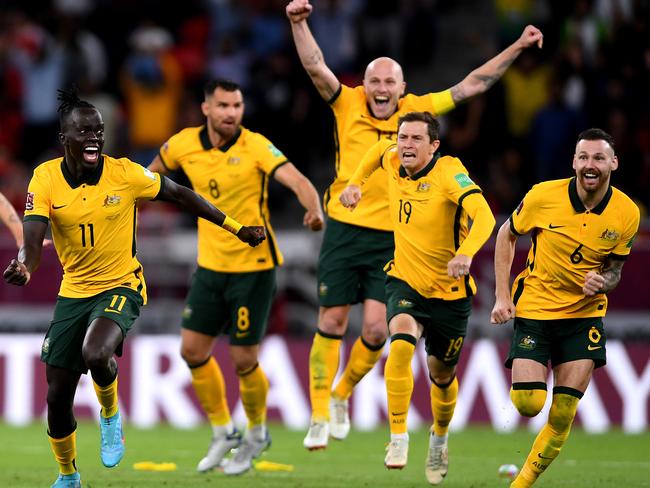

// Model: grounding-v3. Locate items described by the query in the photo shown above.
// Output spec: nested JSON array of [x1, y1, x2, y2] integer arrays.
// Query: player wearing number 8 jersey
[[490, 128, 640, 488], [148, 79, 323, 475], [340, 112, 495, 484], [3, 87, 265, 488]]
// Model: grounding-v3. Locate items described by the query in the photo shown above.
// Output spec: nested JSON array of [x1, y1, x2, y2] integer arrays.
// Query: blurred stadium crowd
[[1, 0, 649, 219]]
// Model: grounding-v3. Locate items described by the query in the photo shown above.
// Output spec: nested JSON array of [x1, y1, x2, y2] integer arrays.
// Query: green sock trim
[[317, 329, 344, 340], [390, 333, 417, 346], [513, 381, 547, 391], [553, 386, 584, 399], [361, 336, 385, 351]]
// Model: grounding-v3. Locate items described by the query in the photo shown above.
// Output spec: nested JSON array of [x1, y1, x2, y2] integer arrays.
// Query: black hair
[[57, 86, 95, 126], [397, 111, 440, 142], [577, 128, 616, 152], [204, 79, 241, 98]]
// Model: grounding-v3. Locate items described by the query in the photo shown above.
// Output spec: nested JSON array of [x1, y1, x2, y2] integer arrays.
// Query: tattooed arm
[[0, 192, 23, 248], [286, 0, 340, 101], [583, 258, 625, 296], [449, 25, 543, 103]]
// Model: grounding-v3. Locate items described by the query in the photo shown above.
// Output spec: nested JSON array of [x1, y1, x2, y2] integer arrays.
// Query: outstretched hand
[[3, 258, 30, 286], [238, 226, 266, 247], [518, 25, 543, 49], [286, 0, 313, 23]]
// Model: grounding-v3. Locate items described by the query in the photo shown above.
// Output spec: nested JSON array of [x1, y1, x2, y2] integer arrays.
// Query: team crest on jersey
[[268, 144, 282, 157], [454, 173, 474, 188], [599, 228, 620, 242], [25, 192, 34, 211], [42, 337, 50, 354], [416, 181, 431, 193], [103, 194, 121, 208], [518, 335, 536, 350], [397, 299, 414, 308], [227, 156, 241, 165], [319, 282, 328, 297]]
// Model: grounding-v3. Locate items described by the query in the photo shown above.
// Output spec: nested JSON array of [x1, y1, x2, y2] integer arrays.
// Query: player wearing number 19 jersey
[[341, 112, 495, 483], [149, 79, 323, 475], [491, 128, 640, 488]]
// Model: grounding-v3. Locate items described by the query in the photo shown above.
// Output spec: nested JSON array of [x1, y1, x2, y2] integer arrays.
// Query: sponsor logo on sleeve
[[268, 144, 282, 158], [143, 167, 156, 180]]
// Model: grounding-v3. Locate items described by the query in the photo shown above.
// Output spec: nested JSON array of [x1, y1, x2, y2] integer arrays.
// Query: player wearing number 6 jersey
[[490, 128, 640, 488], [3, 87, 265, 488], [148, 79, 323, 475], [340, 112, 495, 484]]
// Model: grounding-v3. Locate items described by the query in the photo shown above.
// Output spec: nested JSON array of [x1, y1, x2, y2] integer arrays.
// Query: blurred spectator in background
[[121, 24, 182, 165]]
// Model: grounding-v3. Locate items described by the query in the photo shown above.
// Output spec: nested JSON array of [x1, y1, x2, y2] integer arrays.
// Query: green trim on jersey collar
[[399, 153, 440, 180], [61, 156, 104, 189], [568, 177, 612, 215]]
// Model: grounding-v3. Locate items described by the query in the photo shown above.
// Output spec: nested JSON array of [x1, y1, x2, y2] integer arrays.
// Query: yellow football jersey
[[159, 126, 286, 272], [325, 84, 455, 231], [24, 156, 162, 300], [510, 177, 640, 319], [357, 139, 487, 299]]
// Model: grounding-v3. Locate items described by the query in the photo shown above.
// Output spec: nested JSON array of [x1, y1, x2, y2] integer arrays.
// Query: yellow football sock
[[238, 362, 269, 428], [384, 334, 416, 435], [430, 376, 458, 437], [332, 337, 384, 401], [512, 387, 582, 488], [93, 376, 118, 418], [309, 330, 342, 420], [49, 431, 77, 475], [190, 356, 231, 426], [511, 382, 548, 417]]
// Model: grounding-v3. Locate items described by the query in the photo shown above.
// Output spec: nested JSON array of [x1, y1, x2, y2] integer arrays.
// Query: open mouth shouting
[[83, 145, 100, 164]]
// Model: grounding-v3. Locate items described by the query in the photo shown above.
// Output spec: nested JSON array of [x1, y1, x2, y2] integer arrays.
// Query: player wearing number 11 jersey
[[149, 79, 323, 475], [3, 87, 265, 488], [340, 112, 495, 484]]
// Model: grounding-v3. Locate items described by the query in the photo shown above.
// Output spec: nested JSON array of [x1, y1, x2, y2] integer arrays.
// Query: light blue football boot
[[51, 471, 81, 487], [99, 409, 124, 467]]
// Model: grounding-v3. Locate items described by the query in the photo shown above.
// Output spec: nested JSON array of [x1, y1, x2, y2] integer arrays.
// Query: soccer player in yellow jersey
[[491, 128, 640, 488], [3, 88, 265, 488], [148, 79, 324, 475], [340, 112, 495, 484], [286, 0, 542, 448]]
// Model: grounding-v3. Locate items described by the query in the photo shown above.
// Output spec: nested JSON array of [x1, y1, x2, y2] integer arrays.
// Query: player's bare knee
[[82, 344, 113, 371], [361, 321, 388, 346], [180, 345, 206, 367], [511, 383, 547, 417]]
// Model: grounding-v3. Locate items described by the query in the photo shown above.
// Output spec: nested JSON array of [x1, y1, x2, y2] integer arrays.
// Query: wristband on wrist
[[222, 216, 243, 235]]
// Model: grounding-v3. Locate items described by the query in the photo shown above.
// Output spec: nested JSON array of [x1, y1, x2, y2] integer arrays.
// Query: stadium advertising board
[[0, 335, 648, 432]]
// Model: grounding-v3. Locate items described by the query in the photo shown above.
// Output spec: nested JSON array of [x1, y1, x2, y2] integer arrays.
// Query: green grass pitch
[[1, 422, 648, 487]]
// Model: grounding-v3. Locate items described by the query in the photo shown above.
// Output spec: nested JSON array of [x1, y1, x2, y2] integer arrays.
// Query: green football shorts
[[317, 218, 394, 307], [181, 266, 276, 346], [41, 287, 143, 373], [386, 277, 471, 365], [505, 317, 607, 369]]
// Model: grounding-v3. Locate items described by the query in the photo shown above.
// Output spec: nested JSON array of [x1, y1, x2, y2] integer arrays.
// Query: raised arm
[[286, 0, 340, 101], [155, 177, 265, 247], [273, 162, 324, 231], [449, 25, 543, 104], [3, 220, 47, 286], [0, 192, 24, 248], [490, 219, 519, 324]]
